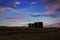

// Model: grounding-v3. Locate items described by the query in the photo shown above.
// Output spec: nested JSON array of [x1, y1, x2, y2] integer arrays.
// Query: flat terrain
[[0, 27, 60, 40], [0, 32, 60, 40]]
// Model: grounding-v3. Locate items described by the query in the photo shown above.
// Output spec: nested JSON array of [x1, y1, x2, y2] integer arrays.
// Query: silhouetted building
[[34, 22, 38, 28], [28, 23, 34, 28], [39, 22, 43, 28], [28, 22, 43, 28], [34, 22, 43, 28]]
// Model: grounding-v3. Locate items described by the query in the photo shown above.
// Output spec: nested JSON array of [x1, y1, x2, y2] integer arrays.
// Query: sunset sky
[[0, 0, 60, 27]]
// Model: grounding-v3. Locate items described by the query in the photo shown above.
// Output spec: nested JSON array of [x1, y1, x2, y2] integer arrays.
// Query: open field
[[0, 27, 60, 40], [0, 32, 60, 40], [0, 31, 60, 40]]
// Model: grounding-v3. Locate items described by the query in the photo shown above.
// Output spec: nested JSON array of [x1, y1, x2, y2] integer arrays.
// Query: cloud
[[8, 8, 28, 14], [25, 20, 32, 22], [30, 2, 37, 4], [0, 0, 27, 13], [30, 14, 41, 17], [43, 14, 57, 18], [52, 23, 60, 27], [30, 12, 58, 18], [0, 7, 27, 14], [45, 0, 60, 14], [15, 1, 21, 5], [56, 8, 60, 13], [5, 16, 25, 19], [44, 0, 60, 18], [31, 14, 57, 18], [12, 1, 21, 8], [46, 0, 60, 3], [0, 0, 16, 8], [46, 3, 60, 11], [30, 13, 42, 17], [46, 23, 60, 28], [0, 0, 22, 13], [0, 7, 6, 13], [11, 21, 17, 22]]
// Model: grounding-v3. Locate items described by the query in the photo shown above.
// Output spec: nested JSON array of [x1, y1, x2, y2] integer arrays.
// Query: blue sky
[[0, 0, 60, 26]]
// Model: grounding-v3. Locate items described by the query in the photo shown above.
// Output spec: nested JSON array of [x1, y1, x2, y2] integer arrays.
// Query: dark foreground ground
[[0, 32, 60, 40], [0, 27, 60, 40]]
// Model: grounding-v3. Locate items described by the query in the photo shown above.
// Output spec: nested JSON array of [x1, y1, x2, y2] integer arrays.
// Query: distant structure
[[28, 23, 34, 28], [28, 22, 43, 28], [34, 22, 43, 28]]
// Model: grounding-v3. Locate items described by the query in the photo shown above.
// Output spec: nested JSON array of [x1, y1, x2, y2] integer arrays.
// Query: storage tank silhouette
[[28, 23, 34, 28], [34, 22, 38, 28], [34, 22, 43, 28], [38, 22, 43, 28], [28, 22, 43, 28]]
